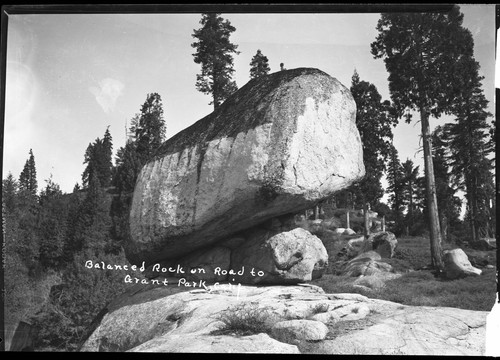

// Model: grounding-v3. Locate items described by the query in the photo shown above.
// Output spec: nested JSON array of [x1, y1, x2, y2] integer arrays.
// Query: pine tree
[[386, 143, 405, 234], [132, 93, 166, 165], [71, 170, 112, 256], [19, 148, 38, 197], [15, 149, 40, 272], [192, 13, 239, 109], [401, 159, 420, 235], [2, 172, 18, 214], [82, 128, 114, 189], [101, 126, 113, 187], [109, 94, 165, 253], [441, 55, 495, 241], [371, 6, 475, 271], [431, 126, 462, 241], [62, 186, 83, 263], [112, 140, 142, 194], [249, 49, 271, 79], [37, 175, 67, 268], [347, 70, 397, 236]]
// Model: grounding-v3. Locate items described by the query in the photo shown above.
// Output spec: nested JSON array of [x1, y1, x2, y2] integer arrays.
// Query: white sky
[[2, 5, 496, 199]]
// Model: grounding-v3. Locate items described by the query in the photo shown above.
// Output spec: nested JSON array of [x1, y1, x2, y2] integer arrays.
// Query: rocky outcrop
[[341, 232, 398, 261], [126, 68, 364, 267], [360, 231, 398, 258], [271, 319, 329, 344], [340, 251, 393, 277], [81, 284, 488, 355], [344, 236, 365, 258], [443, 248, 482, 280]]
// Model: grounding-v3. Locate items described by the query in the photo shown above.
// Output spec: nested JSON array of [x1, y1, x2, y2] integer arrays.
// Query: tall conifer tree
[[371, 6, 475, 271], [441, 55, 494, 241], [386, 143, 405, 234], [131, 93, 166, 165], [249, 49, 271, 79], [19, 148, 38, 197], [192, 13, 239, 109], [401, 159, 420, 235], [348, 70, 397, 236]]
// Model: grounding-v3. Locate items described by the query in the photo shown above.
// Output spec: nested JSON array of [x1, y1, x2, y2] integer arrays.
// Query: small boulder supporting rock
[[231, 227, 328, 284], [443, 248, 482, 280]]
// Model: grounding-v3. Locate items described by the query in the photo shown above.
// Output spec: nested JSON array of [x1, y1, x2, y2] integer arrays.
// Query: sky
[[2, 5, 496, 201]]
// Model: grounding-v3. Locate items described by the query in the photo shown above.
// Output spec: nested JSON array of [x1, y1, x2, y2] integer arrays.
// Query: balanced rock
[[126, 68, 364, 266], [443, 248, 482, 280]]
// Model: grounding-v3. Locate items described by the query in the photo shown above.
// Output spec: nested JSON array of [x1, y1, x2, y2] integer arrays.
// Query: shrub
[[308, 303, 329, 316], [213, 303, 279, 336]]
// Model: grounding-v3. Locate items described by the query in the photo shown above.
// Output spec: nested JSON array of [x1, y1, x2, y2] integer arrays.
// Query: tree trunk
[[466, 185, 477, 243], [346, 210, 350, 229], [440, 213, 448, 242], [213, 64, 219, 110], [472, 177, 480, 241], [363, 202, 370, 239], [420, 108, 444, 272], [314, 205, 319, 220], [408, 184, 413, 234], [382, 215, 386, 232]]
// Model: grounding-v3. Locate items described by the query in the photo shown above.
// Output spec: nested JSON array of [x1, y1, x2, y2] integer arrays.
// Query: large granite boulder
[[126, 68, 364, 266], [443, 248, 482, 280]]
